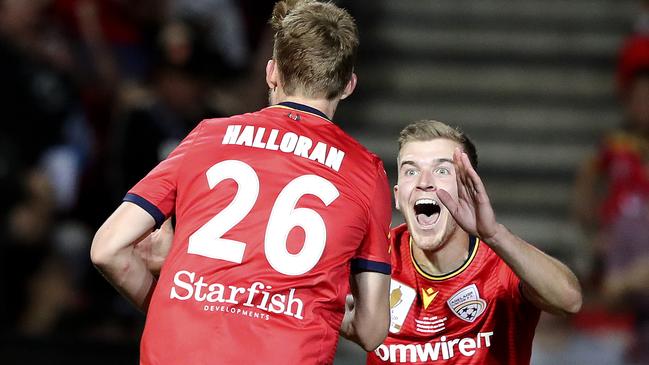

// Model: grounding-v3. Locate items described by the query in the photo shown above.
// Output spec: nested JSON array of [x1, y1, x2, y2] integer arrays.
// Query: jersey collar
[[410, 235, 480, 281], [275, 101, 330, 121]]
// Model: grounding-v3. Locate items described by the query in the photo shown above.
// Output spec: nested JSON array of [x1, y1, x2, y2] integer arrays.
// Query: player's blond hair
[[270, 0, 358, 100], [398, 120, 478, 169]]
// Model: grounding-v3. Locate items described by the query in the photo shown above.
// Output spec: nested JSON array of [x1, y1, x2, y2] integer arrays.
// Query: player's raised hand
[[437, 148, 498, 242], [134, 219, 174, 275]]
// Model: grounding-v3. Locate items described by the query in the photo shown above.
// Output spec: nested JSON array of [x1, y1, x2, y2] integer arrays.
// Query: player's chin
[[410, 227, 444, 250]]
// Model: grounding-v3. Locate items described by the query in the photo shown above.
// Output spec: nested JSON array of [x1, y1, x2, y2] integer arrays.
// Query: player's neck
[[277, 95, 339, 120], [412, 230, 470, 276]]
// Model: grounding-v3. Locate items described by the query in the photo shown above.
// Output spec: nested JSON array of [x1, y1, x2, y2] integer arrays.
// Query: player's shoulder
[[474, 238, 501, 265], [200, 112, 251, 127], [473, 239, 515, 282], [333, 131, 387, 180], [390, 224, 409, 246], [332, 127, 383, 166], [388, 224, 410, 269]]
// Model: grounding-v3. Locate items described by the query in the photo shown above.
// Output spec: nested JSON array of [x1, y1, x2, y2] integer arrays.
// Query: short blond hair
[[270, 0, 358, 99], [398, 120, 478, 169]]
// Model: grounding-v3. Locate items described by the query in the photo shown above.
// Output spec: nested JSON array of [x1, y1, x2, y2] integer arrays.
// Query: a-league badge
[[446, 284, 487, 322], [388, 279, 416, 333]]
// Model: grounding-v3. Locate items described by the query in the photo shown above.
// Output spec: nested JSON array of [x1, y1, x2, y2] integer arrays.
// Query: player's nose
[[416, 170, 436, 191]]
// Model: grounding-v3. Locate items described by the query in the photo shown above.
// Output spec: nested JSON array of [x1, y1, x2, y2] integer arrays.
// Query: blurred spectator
[[0, 0, 274, 355], [573, 32, 649, 365], [167, 0, 250, 74], [635, 0, 649, 34], [107, 22, 222, 200], [0, 0, 91, 336]]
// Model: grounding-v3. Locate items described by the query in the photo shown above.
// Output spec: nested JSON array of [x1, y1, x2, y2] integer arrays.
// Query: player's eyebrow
[[399, 160, 417, 169], [399, 158, 454, 169], [434, 158, 454, 165]]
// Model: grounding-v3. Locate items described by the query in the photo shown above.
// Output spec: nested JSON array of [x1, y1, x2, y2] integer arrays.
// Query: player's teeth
[[415, 199, 437, 206]]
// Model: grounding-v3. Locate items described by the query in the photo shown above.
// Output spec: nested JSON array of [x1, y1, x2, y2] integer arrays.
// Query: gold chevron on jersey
[[421, 287, 438, 310]]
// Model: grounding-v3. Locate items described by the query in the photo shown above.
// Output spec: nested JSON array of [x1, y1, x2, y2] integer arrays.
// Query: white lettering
[[266, 129, 280, 150], [194, 277, 209, 301], [226, 286, 246, 304], [244, 282, 265, 307], [375, 345, 389, 361], [269, 294, 286, 314], [170, 270, 194, 300], [480, 331, 493, 347], [415, 342, 442, 361], [235, 125, 254, 146], [252, 127, 266, 148], [258, 287, 271, 311], [221, 125, 345, 172], [325, 147, 345, 172], [294, 136, 312, 158], [391, 344, 418, 363], [169, 270, 304, 320], [447, 339, 460, 358], [206, 283, 225, 302], [308, 142, 327, 164], [284, 288, 304, 320], [378, 331, 494, 363], [222, 125, 241, 144], [440, 336, 450, 359], [459, 338, 476, 356], [280, 132, 298, 152]]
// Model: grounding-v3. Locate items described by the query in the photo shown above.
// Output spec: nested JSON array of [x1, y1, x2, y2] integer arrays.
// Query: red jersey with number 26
[[367, 224, 540, 365], [126, 102, 392, 365]]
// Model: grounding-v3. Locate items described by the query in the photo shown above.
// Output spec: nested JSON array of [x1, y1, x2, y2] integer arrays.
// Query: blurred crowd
[[0, 0, 275, 341], [562, 2, 649, 364]]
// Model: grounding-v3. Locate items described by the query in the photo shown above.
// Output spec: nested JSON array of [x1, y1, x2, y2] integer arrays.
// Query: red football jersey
[[367, 224, 540, 365], [126, 102, 392, 365]]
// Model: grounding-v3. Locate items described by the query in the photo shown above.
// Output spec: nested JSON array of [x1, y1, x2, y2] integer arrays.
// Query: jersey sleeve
[[350, 160, 392, 275], [124, 121, 205, 228], [496, 257, 537, 310]]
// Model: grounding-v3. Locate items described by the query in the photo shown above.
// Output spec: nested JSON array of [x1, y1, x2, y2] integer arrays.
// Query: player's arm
[[90, 202, 158, 312], [484, 225, 582, 315], [437, 149, 582, 315], [340, 271, 390, 351], [134, 218, 174, 276]]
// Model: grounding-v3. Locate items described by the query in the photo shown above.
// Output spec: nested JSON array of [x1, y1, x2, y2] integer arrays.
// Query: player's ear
[[266, 59, 279, 90], [393, 185, 400, 211], [340, 73, 357, 100]]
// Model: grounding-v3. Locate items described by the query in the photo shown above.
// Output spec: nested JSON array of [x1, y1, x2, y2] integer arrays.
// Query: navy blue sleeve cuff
[[351, 258, 391, 274], [123, 193, 166, 229]]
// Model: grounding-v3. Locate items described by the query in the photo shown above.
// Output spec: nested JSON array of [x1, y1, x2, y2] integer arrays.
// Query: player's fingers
[[453, 149, 470, 193], [460, 153, 479, 195], [437, 188, 459, 216], [455, 150, 477, 202], [463, 153, 489, 200]]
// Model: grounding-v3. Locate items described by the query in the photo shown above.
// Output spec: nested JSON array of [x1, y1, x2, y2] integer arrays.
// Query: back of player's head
[[270, 0, 358, 100], [398, 120, 478, 169]]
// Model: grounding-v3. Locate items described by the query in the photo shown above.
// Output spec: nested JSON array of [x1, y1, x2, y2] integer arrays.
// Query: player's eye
[[404, 169, 418, 176], [434, 167, 450, 175]]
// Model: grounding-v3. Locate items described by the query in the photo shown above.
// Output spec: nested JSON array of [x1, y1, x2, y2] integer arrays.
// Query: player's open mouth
[[414, 198, 441, 229]]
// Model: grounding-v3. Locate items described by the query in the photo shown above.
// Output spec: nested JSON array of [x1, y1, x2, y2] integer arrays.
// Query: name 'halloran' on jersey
[[222, 124, 346, 172]]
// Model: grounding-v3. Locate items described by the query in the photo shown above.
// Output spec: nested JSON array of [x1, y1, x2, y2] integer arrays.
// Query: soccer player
[[367, 120, 582, 364], [90, 1, 392, 364]]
